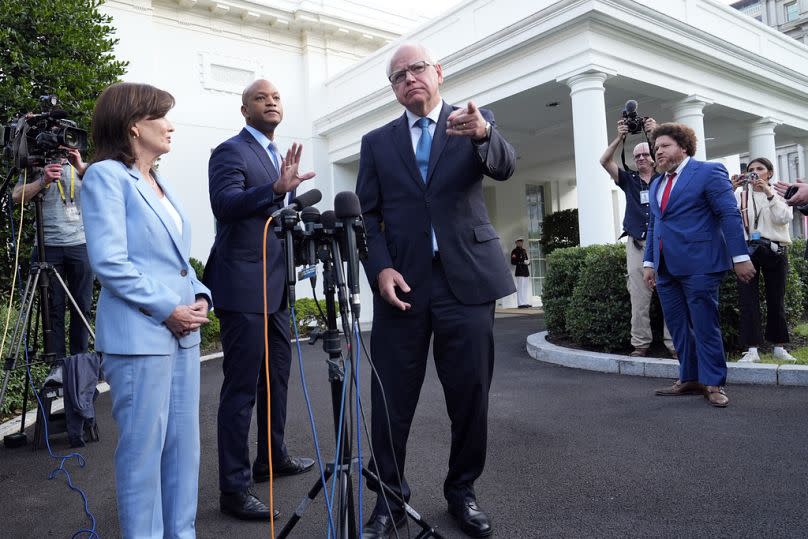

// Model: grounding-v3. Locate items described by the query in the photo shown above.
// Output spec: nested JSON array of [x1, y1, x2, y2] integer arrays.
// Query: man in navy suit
[[205, 79, 315, 520], [642, 123, 755, 408], [356, 43, 516, 538]]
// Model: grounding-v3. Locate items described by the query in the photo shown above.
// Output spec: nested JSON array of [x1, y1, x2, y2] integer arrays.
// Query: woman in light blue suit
[[81, 82, 211, 538]]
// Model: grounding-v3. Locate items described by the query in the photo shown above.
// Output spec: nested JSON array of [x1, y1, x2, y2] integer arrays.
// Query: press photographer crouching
[[733, 158, 796, 363], [11, 143, 93, 360], [600, 116, 675, 358]]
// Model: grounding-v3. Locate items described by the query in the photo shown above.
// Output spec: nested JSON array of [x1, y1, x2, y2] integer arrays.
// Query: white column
[[797, 139, 808, 180], [748, 118, 779, 166], [563, 71, 614, 246], [671, 96, 711, 160]]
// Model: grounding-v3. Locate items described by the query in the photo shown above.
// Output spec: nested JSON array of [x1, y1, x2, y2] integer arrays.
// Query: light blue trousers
[[104, 346, 200, 539]]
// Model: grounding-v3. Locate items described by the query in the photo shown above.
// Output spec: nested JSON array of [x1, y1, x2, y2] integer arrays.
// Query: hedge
[[545, 240, 806, 354]]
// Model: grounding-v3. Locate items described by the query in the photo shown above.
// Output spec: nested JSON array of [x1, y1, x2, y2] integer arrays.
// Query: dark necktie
[[415, 117, 432, 182]]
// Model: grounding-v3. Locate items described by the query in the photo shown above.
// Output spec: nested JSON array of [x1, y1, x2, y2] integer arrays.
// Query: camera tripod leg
[[48, 265, 95, 341], [360, 467, 446, 539]]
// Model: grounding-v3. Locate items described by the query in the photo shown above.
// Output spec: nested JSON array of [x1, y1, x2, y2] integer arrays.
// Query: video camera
[[0, 95, 88, 170], [621, 99, 649, 135]]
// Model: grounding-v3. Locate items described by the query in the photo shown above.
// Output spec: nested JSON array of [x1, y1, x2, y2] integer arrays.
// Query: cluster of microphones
[[271, 189, 367, 317]]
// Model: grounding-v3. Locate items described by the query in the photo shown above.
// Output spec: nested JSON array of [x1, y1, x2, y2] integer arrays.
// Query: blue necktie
[[267, 142, 281, 174], [415, 117, 432, 182]]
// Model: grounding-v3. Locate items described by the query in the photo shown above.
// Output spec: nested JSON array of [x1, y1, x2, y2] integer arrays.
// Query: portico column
[[563, 71, 614, 246], [796, 138, 808, 180], [671, 96, 711, 160], [748, 118, 779, 166]]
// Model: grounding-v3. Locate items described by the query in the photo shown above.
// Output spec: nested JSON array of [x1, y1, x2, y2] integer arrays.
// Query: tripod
[[0, 178, 95, 448], [276, 227, 442, 539]]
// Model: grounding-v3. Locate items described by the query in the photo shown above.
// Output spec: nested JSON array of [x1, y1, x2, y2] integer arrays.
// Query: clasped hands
[[165, 298, 210, 338]]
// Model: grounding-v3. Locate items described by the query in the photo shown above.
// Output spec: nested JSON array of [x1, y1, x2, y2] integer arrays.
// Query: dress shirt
[[405, 103, 442, 253]]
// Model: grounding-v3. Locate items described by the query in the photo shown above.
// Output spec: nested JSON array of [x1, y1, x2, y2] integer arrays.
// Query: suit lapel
[[666, 159, 697, 214], [392, 113, 425, 191], [241, 128, 279, 183], [130, 166, 185, 259]]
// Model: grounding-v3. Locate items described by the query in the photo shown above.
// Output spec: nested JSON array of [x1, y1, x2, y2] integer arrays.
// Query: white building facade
[[101, 0, 808, 321]]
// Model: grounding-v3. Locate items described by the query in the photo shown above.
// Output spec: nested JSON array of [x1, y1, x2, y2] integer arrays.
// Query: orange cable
[[262, 216, 275, 537]]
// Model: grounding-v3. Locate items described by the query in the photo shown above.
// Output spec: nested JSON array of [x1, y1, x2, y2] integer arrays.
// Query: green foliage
[[0, 302, 49, 418], [292, 298, 327, 338], [0, 0, 128, 300], [790, 239, 808, 315], [200, 310, 220, 354], [189, 257, 206, 281], [540, 209, 579, 256], [542, 247, 589, 337], [565, 244, 631, 352]]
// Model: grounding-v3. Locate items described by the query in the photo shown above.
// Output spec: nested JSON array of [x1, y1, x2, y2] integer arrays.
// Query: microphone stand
[[277, 227, 442, 539]]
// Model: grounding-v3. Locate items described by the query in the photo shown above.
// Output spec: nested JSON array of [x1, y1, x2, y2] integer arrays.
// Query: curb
[[526, 331, 808, 386]]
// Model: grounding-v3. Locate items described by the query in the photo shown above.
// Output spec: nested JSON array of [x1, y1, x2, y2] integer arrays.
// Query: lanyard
[[740, 185, 761, 233], [55, 165, 75, 204]]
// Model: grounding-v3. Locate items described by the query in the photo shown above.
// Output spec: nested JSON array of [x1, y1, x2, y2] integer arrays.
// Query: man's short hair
[[651, 123, 697, 157], [386, 43, 437, 78]]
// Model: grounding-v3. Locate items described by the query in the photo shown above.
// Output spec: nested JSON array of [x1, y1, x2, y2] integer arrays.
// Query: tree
[[539, 208, 579, 256], [0, 0, 127, 297]]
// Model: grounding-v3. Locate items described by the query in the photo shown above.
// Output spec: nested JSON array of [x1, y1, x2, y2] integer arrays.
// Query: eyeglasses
[[634, 153, 651, 158], [388, 61, 433, 85]]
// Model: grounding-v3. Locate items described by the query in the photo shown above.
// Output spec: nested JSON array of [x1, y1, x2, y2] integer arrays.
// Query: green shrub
[[566, 244, 631, 352], [540, 209, 579, 256], [292, 298, 327, 338], [543, 247, 589, 337], [200, 310, 220, 354], [0, 302, 50, 418]]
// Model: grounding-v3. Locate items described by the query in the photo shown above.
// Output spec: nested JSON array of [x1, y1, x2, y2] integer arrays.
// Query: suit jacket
[[204, 128, 288, 314], [81, 159, 211, 355], [643, 158, 747, 276], [356, 101, 516, 311]]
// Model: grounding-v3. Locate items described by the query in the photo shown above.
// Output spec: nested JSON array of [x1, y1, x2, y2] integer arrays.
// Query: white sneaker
[[738, 349, 760, 363], [773, 348, 797, 362]]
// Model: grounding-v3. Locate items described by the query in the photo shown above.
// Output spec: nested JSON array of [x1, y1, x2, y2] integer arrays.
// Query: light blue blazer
[[81, 159, 211, 355]]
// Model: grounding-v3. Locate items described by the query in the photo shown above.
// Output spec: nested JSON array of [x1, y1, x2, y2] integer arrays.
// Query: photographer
[[733, 158, 796, 363], [600, 118, 675, 358], [11, 147, 92, 360]]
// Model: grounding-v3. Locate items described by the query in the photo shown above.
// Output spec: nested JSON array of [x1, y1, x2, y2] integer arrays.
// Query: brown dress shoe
[[704, 386, 729, 407], [630, 347, 649, 357], [655, 379, 704, 396]]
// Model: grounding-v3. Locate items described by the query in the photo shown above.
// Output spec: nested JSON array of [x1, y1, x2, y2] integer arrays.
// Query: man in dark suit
[[205, 79, 315, 520], [355, 43, 516, 538], [642, 123, 755, 408]]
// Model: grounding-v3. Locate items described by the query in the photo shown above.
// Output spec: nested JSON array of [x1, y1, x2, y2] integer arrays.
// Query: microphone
[[280, 208, 299, 305], [270, 188, 322, 219], [625, 99, 638, 114], [334, 191, 363, 317], [300, 206, 320, 284]]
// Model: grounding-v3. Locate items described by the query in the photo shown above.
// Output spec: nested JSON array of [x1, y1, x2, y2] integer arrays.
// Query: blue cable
[[326, 355, 350, 539], [353, 319, 363, 536], [7, 193, 98, 538], [290, 306, 335, 538]]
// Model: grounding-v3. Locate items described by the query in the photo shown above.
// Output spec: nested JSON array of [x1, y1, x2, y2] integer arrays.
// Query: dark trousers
[[369, 259, 495, 514], [216, 308, 291, 493], [656, 256, 727, 386], [31, 244, 93, 359], [738, 245, 789, 347]]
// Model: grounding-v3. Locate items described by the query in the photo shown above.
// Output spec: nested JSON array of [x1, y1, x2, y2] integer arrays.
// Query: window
[[785, 1, 799, 23], [525, 184, 546, 298]]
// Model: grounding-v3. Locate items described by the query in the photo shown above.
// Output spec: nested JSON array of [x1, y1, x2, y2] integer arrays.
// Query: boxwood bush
[[543, 247, 589, 337]]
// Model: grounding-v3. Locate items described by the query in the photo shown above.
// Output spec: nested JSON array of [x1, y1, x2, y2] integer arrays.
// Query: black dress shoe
[[220, 489, 280, 521], [253, 455, 315, 482], [448, 497, 492, 537], [361, 510, 406, 539]]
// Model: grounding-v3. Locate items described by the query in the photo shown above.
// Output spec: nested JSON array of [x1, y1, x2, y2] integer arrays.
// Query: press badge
[[65, 202, 81, 222], [750, 230, 761, 240], [640, 191, 650, 205]]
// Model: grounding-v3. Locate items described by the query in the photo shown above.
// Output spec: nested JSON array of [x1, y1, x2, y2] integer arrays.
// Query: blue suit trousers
[[104, 346, 201, 539]]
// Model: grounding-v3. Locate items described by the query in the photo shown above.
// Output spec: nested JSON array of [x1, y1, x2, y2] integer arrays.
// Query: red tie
[[660, 172, 676, 213]]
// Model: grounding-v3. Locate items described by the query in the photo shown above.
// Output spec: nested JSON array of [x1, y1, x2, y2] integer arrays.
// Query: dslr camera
[[621, 99, 649, 135], [0, 95, 88, 170]]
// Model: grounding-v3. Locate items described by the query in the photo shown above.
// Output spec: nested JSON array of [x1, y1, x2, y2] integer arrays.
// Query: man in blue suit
[[204, 79, 315, 520], [356, 43, 516, 538], [642, 123, 756, 408]]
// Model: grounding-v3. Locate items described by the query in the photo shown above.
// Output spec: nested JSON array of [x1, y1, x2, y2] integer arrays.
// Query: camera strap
[[55, 165, 76, 204]]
